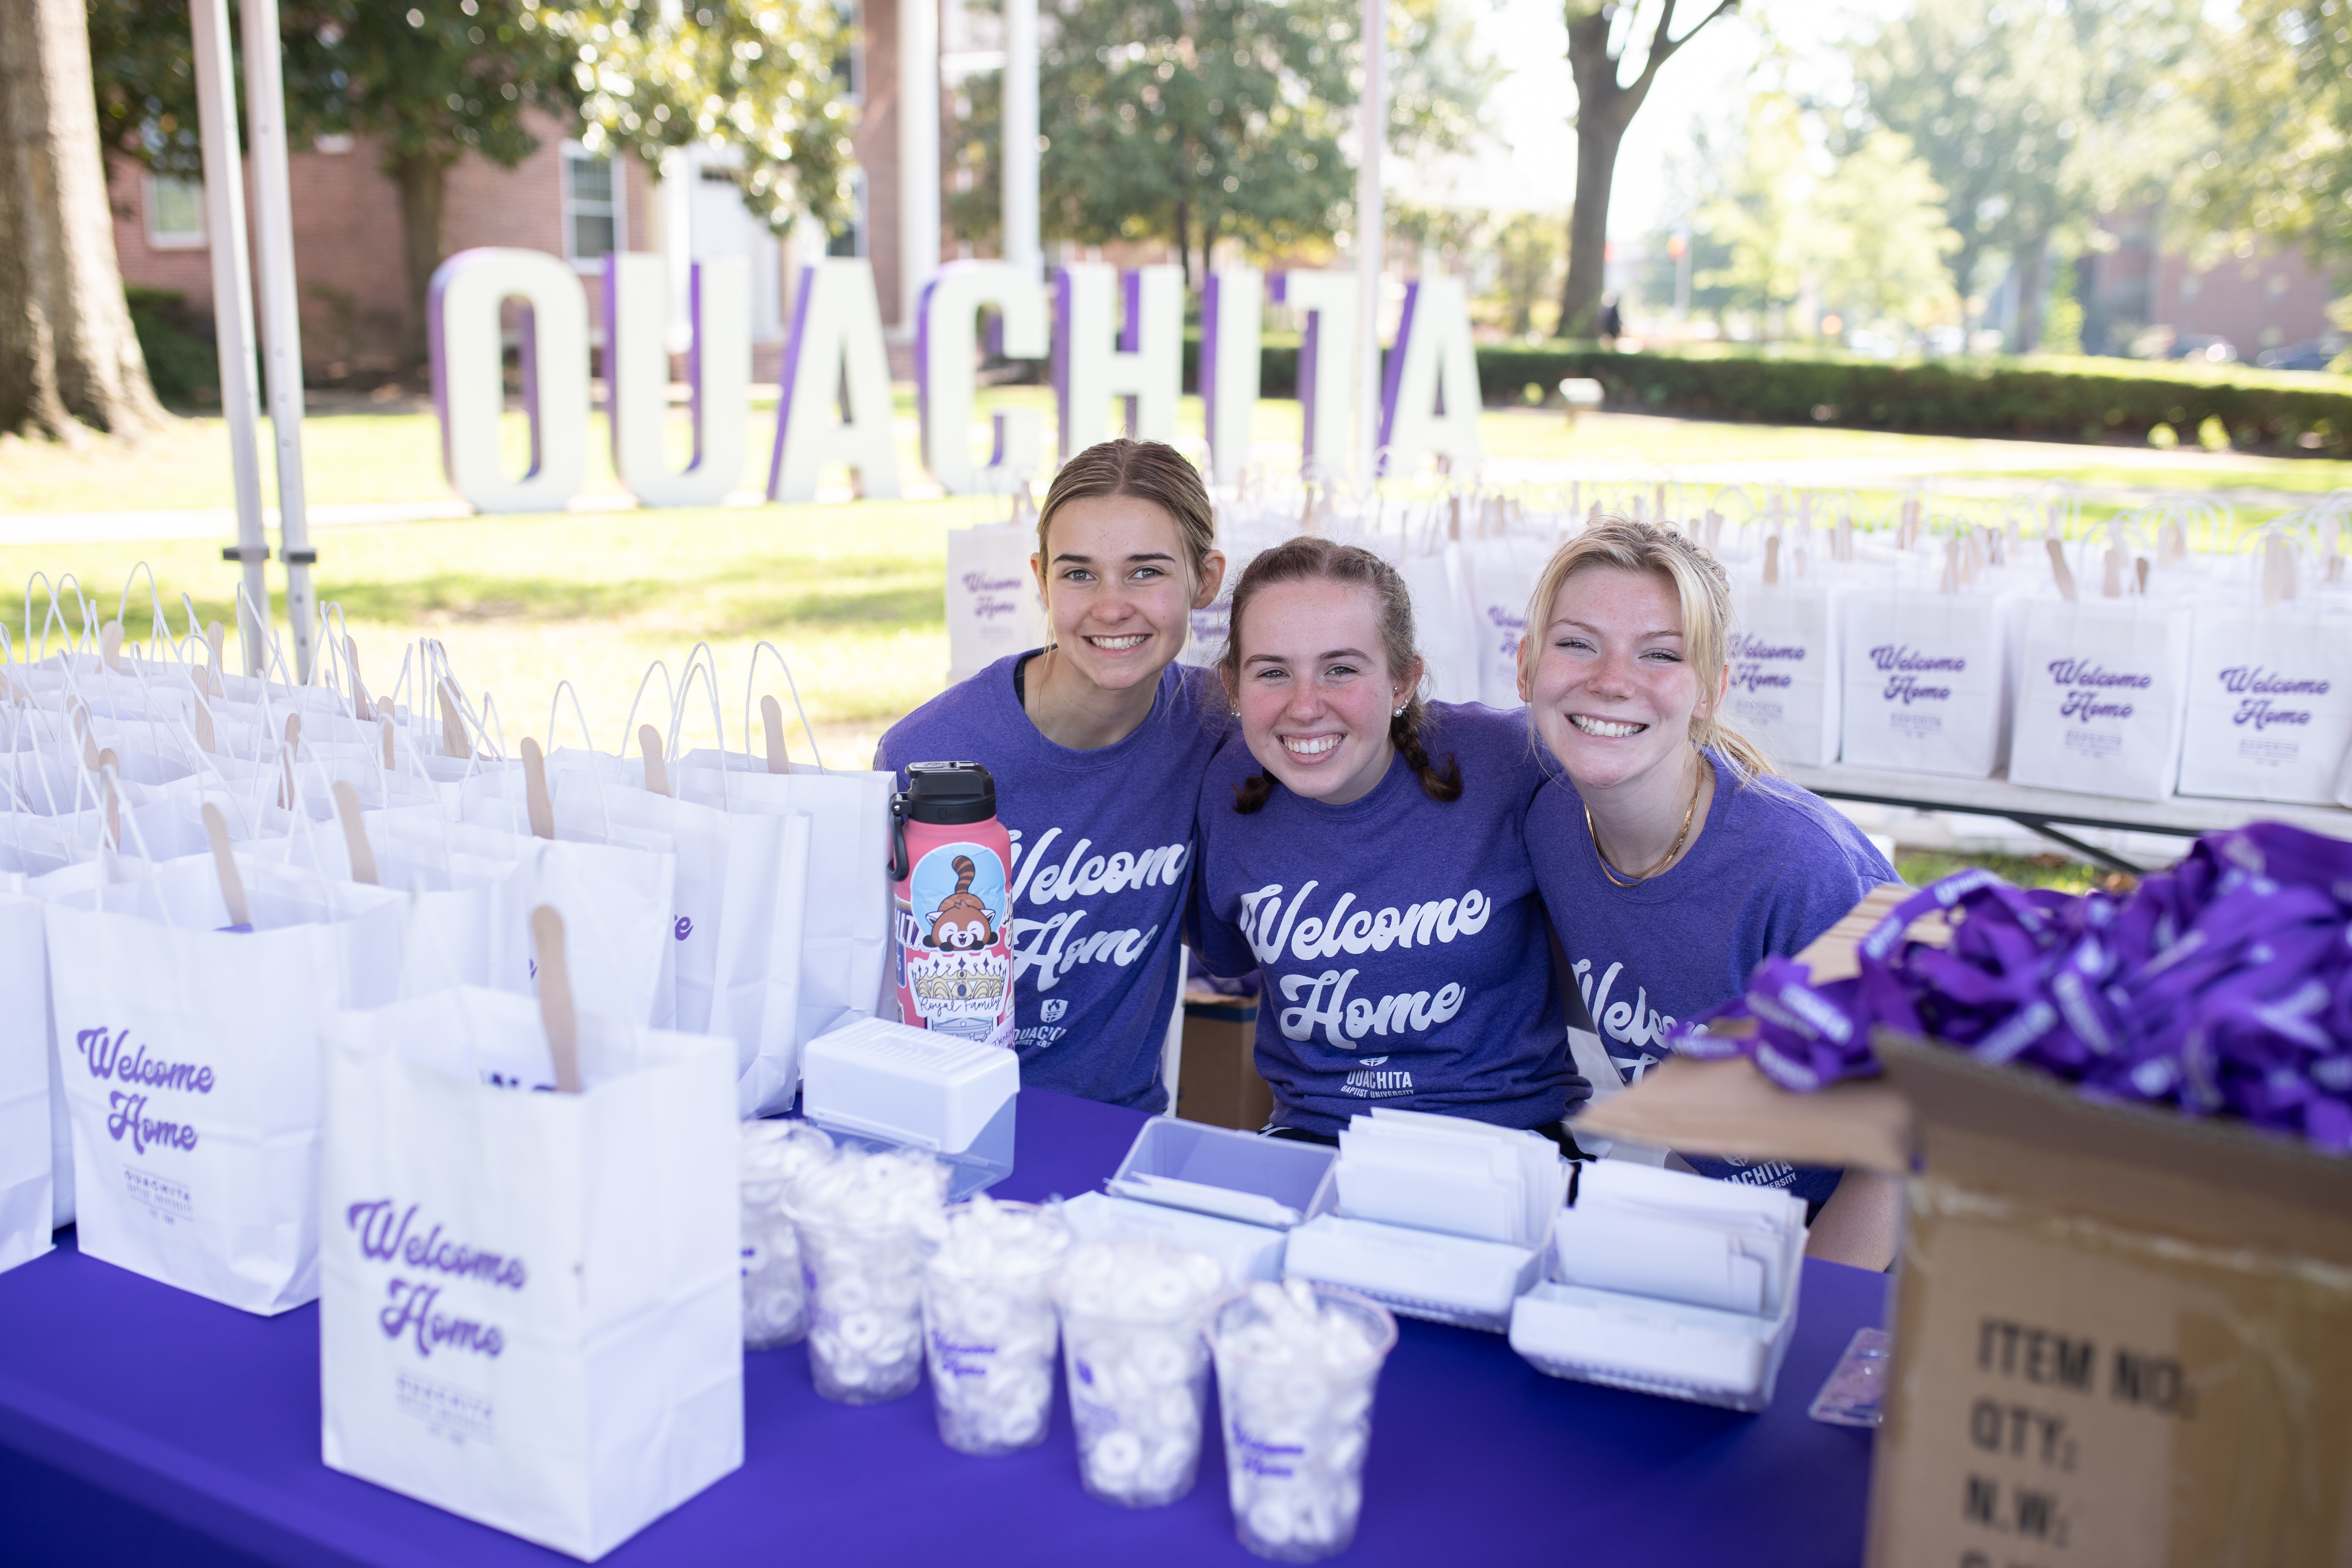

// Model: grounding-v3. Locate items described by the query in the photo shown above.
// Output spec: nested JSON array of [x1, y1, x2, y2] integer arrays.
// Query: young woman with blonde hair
[[878, 438, 1229, 1111], [1193, 536, 1583, 1141], [1519, 517, 1901, 1265]]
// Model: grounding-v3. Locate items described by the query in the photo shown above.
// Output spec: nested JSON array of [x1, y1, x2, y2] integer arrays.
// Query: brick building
[[108, 0, 919, 382]]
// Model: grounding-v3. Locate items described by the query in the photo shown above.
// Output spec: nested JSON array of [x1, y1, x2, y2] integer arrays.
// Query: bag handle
[[530, 905, 582, 1093], [203, 802, 251, 928], [746, 640, 824, 771], [346, 634, 373, 723]]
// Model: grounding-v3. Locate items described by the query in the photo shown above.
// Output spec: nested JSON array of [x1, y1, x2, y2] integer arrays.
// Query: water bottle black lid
[[903, 760, 996, 824]]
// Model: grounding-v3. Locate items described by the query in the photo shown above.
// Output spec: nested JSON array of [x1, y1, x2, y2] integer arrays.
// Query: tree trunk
[[390, 148, 451, 367], [0, 0, 165, 440], [1172, 197, 1191, 293], [1948, 237, 1981, 344], [1559, 115, 1625, 339]]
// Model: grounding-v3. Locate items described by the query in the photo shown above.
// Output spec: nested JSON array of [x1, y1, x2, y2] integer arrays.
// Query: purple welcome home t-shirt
[[878, 653, 1232, 1112], [1193, 702, 1572, 1136], [1529, 750, 1896, 1203]]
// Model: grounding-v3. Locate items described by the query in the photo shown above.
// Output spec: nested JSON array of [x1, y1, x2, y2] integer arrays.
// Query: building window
[[147, 173, 206, 249], [562, 146, 622, 270]]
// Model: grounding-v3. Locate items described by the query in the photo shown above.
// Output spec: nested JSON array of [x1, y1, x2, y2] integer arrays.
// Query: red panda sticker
[[894, 840, 1014, 1046]]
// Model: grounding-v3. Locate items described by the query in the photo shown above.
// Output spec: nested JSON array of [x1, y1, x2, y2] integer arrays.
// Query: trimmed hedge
[[1472, 342, 2352, 456]]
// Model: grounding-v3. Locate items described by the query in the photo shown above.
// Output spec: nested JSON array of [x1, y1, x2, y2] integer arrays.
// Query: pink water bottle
[[889, 761, 1017, 1048]]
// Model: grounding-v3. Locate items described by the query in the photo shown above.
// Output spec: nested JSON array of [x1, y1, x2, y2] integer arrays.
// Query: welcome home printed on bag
[[1839, 592, 2015, 780], [2177, 608, 2352, 805], [2007, 599, 2193, 803]]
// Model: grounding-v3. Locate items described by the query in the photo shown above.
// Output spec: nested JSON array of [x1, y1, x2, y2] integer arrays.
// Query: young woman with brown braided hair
[[1190, 537, 1586, 1142]]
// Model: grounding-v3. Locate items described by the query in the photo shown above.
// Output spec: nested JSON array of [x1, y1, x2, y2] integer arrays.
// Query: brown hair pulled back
[[1216, 536, 1463, 813], [1035, 438, 1219, 597]]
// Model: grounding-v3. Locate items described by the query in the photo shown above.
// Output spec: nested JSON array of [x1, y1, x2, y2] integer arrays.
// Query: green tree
[[87, 0, 850, 364], [1844, 0, 2207, 352], [1693, 91, 1804, 330], [1483, 212, 1562, 336], [948, 0, 1491, 282], [1557, 0, 1743, 338], [2189, 1, 2352, 325], [1807, 130, 1960, 341]]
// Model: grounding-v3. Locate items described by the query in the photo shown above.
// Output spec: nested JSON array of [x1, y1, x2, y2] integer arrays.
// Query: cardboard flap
[[1577, 1055, 1913, 1173], [1876, 1032, 2352, 1263]]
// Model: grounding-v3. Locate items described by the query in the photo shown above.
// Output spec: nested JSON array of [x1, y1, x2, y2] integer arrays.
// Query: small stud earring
[[1391, 703, 1406, 718]]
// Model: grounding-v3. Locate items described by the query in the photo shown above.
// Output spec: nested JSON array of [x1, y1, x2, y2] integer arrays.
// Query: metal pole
[[1002, 0, 1040, 282], [239, 0, 315, 681], [1355, 0, 1385, 488], [188, 0, 271, 674], [898, 0, 942, 333]]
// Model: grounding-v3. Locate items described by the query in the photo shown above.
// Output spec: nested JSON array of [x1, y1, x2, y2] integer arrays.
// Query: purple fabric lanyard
[[1672, 822, 2352, 1155]]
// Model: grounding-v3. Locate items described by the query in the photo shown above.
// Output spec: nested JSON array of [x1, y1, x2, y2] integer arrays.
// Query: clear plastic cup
[[739, 1120, 835, 1350], [782, 1148, 948, 1404], [1210, 1282, 1398, 1562], [1054, 1239, 1228, 1507], [922, 1197, 1071, 1455]]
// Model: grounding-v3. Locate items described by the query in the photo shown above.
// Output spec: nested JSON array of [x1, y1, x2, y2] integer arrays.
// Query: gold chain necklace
[[1586, 764, 1703, 888]]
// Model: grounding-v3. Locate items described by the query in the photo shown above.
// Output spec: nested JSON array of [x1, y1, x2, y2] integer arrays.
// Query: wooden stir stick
[[202, 802, 251, 928], [639, 724, 670, 797], [332, 781, 379, 885], [521, 737, 556, 839], [530, 906, 582, 1093], [761, 694, 790, 775]]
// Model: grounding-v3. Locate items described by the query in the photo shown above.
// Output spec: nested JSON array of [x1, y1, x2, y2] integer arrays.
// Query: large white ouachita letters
[[918, 261, 1048, 495], [1053, 263, 1182, 459], [1272, 270, 1359, 482], [769, 258, 902, 501], [1379, 275, 1482, 477], [429, 248, 590, 514], [605, 254, 751, 508], [1200, 267, 1263, 486]]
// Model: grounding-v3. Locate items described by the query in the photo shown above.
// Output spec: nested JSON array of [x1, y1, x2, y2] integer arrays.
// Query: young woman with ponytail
[[1518, 517, 1902, 1267], [1192, 537, 1584, 1140], [877, 438, 1230, 1113]]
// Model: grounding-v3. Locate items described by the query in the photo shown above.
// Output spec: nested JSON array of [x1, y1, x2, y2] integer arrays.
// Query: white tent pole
[[188, 0, 271, 674], [1002, 0, 1040, 281], [239, 0, 315, 682], [1355, 0, 1385, 489], [897, 0, 942, 333]]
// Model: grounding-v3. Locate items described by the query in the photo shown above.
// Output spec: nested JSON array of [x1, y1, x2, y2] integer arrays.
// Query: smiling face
[[1522, 564, 1724, 792], [1232, 578, 1418, 807], [1030, 494, 1222, 694]]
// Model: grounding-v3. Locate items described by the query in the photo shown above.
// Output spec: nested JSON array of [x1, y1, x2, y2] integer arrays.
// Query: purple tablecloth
[[0, 1090, 1882, 1566]]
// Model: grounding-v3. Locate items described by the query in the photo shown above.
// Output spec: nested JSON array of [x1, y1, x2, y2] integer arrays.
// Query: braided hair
[[1218, 537, 1463, 814]]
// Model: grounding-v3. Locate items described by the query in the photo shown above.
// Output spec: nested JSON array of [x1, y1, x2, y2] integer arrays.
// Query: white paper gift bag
[[1397, 545, 1481, 704], [44, 844, 404, 1312], [0, 879, 52, 1274], [946, 520, 1047, 683], [1840, 589, 2017, 779], [2007, 597, 2195, 802], [1726, 579, 1848, 769], [2177, 606, 2352, 805], [320, 977, 741, 1561], [1460, 533, 1554, 709]]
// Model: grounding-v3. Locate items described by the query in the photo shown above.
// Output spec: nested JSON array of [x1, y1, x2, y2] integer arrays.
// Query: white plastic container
[[1106, 1119, 1336, 1230], [801, 1017, 1019, 1197], [1280, 1215, 1540, 1332], [1508, 1160, 1807, 1411], [1062, 1191, 1289, 1284]]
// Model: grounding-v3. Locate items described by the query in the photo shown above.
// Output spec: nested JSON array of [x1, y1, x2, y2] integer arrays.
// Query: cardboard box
[[1173, 992, 1272, 1133], [1580, 894, 2352, 1568]]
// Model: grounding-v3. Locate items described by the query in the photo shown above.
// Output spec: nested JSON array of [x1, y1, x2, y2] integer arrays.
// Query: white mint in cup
[[782, 1146, 949, 1404], [922, 1195, 1072, 1455], [1210, 1280, 1398, 1562], [739, 1119, 836, 1350], [1055, 1238, 1228, 1507]]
